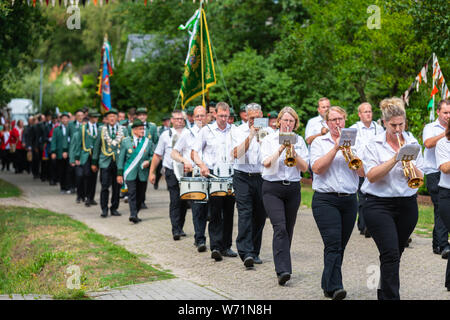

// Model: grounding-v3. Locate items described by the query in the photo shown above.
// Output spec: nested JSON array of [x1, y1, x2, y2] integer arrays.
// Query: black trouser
[[192, 201, 208, 245], [49, 158, 58, 183], [14, 149, 26, 173], [427, 172, 449, 250], [209, 193, 235, 252], [57, 158, 70, 191], [262, 180, 301, 275], [40, 159, 50, 181], [100, 161, 120, 212], [155, 162, 163, 187], [356, 177, 367, 232], [68, 164, 76, 190], [1, 150, 12, 170], [165, 168, 188, 236], [75, 164, 85, 200], [83, 157, 97, 201], [31, 148, 41, 178], [312, 192, 357, 293], [234, 170, 267, 261], [363, 194, 418, 300], [126, 179, 147, 218], [438, 187, 450, 288]]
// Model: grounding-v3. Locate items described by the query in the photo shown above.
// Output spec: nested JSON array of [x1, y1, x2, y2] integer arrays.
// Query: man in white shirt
[[423, 99, 450, 256], [304, 97, 330, 145], [149, 110, 188, 241], [350, 102, 384, 237], [171, 105, 209, 252], [192, 102, 236, 262], [231, 103, 267, 268]]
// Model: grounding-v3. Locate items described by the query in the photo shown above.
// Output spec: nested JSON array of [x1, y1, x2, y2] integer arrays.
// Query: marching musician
[[117, 119, 154, 224], [91, 108, 126, 218], [171, 105, 208, 252], [192, 102, 236, 262], [310, 106, 364, 300], [361, 97, 424, 300], [50, 112, 71, 194], [350, 102, 385, 238], [305, 97, 330, 145], [260, 106, 309, 285], [69, 109, 100, 207], [231, 103, 267, 269], [435, 119, 450, 291], [423, 99, 450, 256], [149, 110, 188, 240]]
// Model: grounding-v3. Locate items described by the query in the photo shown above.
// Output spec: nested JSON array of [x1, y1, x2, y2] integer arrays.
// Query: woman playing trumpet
[[361, 97, 424, 300], [310, 106, 364, 300], [260, 107, 309, 286]]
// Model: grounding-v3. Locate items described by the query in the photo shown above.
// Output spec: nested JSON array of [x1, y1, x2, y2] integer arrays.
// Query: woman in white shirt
[[260, 107, 309, 286], [310, 106, 364, 300], [361, 97, 424, 300], [436, 120, 450, 292]]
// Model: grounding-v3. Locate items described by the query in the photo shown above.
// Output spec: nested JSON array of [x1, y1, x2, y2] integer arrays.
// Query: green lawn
[[0, 206, 174, 299], [0, 178, 21, 198], [300, 183, 434, 238]]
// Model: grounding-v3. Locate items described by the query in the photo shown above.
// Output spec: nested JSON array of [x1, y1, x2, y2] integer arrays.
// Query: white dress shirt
[[310, 132, 359, 193], [88, 122, 98, 137], [231, 122, 263, 173], [173, 124, 201, 167], [350, 121, 384, 156], [305, 115, 328, 142], [192, 122, 233, 170], [361, 131, 424, 197], [154, 127, 188, 170], [436, 137, 450, 189], [260, 130, 309, 182], [422, 120, 446, 174]]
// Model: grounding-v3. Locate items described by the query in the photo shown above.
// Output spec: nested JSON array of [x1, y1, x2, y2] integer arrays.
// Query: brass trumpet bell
[[284, 144, 297, 167]]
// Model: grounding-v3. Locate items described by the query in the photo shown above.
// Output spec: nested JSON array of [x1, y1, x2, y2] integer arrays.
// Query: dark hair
[[438, 99, 450, 111]]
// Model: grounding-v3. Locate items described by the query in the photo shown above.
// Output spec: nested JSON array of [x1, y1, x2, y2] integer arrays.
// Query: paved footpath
[[1, 171, 449, 300]]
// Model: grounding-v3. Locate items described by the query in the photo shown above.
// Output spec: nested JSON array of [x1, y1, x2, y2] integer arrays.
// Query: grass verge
[[0, 206, 174, 299], [300, 183, 434, 238], [0, 178, 21, 198]]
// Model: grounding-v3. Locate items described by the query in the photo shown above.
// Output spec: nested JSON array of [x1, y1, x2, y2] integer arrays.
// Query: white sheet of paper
[[254, 118, 269, 128], [339, 128, 357, 146], [396, 144, 421, 161]]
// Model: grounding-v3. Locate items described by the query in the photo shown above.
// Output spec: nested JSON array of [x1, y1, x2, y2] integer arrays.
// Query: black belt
[[234, 170, 261, 177], [269, 180, 298, 186], [319, 192, 353, 197]]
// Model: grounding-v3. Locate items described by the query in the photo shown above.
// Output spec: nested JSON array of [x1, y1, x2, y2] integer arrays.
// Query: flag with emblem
[[97, 35, 114, 114], [178, 8, 216, 109]]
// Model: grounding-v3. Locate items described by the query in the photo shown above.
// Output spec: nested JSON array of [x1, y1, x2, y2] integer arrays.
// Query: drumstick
[[208, 173, 219, 179]]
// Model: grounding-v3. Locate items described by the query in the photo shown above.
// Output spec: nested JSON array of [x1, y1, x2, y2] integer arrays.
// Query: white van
[[7, 98, 34, 125]]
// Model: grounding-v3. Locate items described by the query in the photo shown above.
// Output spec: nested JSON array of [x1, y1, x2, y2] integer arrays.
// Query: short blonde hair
[[358, 102, 372, 112], [325, 106, 347, 121], [379, 97, 405, 121], [277, 106, 300, 130]]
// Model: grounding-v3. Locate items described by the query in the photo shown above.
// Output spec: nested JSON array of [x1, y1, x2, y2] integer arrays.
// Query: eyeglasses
[[328, 117, 345, 123]]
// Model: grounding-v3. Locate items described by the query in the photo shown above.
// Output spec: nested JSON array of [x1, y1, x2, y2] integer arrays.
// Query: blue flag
[[97, 37, 114, 113]]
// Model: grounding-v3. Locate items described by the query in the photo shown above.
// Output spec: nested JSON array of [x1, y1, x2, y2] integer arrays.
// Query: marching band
[[1, 97, 450, 300]]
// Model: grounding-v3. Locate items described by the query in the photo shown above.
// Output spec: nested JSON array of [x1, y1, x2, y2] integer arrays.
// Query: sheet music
[[396, 144, 421, 161], [338, 128, 357, 146]]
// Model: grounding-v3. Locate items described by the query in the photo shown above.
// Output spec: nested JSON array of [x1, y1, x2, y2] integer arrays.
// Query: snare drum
[[179, 177, 209, 201], [209, 177, 234, 197]]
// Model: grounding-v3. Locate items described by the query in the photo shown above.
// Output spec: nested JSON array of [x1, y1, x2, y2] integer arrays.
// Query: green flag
[[179, 8, 216, 109], [427, 98, 434, 109]]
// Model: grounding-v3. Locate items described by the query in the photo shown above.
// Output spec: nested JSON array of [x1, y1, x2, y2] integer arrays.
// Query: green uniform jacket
[[92, 124, 127, 169], [50, 125, 70, 160], [68, 120, 82, 140], [117, 136, 154, 182], [69, 123, 99, 165]]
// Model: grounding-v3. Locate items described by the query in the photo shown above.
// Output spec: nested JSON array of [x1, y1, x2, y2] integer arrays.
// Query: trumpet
[[284, 141, 296, 167], [337, 127, 362, 170], [396, 133, 424, 189]]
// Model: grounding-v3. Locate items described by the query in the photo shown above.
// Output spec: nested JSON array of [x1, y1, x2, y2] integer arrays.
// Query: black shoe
[[89, 200, 98, 206], [447, 286, 450, 292], [137, 218, 142, 222], [433, 247, 442, 255], [110, 210, 121, 216], [441, 246, 450, 259], [173, 234, 181, 241], [154, 184, 159, 190], [129, 216, 139, 224], [180, 231, 187, 237], [197, 243, 207, 253], [278, 272, 291, 286], [76, 197, 81, 204], [359, 229, 365, 235], [332, 289, 347, 300], [364, 228, 371, 238], [85, 202, 90, 207], [254, 256, 263, 264], [101, 210, 108, 218], [324, 290, 332, 298], [244, 256, 254, 268], [211, 249, 223, 261], [141, 202, 148, 209], [222, 248, 238, 257]]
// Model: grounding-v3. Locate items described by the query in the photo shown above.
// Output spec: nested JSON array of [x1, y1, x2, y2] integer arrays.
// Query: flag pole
[[200, 1, 206, 108]]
